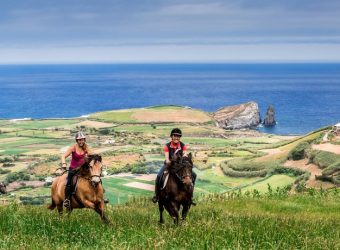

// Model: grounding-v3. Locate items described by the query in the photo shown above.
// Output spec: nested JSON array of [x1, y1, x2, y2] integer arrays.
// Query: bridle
[[171, 157, 193, 184], [79, 156, 103, 187]]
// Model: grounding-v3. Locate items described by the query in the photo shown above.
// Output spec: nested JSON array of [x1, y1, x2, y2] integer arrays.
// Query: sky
[[0, 0, 340, 63]]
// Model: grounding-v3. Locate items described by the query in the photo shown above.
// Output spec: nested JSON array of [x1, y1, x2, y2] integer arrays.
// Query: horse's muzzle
[[91, 176, 101, 186], [182, 176, 192, 187]]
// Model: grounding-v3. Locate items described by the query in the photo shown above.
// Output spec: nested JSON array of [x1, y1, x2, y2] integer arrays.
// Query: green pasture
[[4, 129, 68, 139], [114, 124, 175, 136], [90, 110, 137, 122], [240, 174, 296, 193], [102, 177, 153, 204], [0, 119, 77, 130], [90, 105, 212, 123], [0, 193, 339, 249], [145, 105, 185, 110], [196, 168, 261, 188], [0, 137, 69, 155], [185, 137, 235, 147]]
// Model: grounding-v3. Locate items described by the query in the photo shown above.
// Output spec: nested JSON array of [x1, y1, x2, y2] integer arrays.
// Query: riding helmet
[[170, 128, 182, 137], [75, 131, 86, 140]]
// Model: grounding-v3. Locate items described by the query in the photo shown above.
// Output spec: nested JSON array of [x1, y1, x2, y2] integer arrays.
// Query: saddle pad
[[161, 171, 169, 190]]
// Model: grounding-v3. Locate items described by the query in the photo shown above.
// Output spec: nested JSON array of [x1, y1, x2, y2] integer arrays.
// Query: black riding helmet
[[170, 128, 182, 137]]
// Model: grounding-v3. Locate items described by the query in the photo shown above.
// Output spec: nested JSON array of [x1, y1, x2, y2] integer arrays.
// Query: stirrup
[[63, 199, 71, 209]]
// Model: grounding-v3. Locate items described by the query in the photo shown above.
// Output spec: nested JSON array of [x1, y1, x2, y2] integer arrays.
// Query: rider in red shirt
[[152, 128, 196, 203]]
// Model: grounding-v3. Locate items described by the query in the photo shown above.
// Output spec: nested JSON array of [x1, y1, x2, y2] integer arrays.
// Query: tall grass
[[0, 190, 339, 249]]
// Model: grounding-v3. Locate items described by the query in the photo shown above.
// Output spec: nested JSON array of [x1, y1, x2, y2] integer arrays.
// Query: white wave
[[9, 118, 32, 122]]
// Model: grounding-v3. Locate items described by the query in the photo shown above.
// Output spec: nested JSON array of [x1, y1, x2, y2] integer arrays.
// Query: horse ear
[[188, 152, 192, 160], [172, 153, 178, 162]]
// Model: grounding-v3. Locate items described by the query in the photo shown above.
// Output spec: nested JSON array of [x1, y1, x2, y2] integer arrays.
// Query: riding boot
[[63, 185, 72, 210], [152, 181, 160, 203]]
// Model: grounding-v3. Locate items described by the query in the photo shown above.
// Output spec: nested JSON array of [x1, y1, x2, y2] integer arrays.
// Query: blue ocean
[[0, 63, 339, 135]]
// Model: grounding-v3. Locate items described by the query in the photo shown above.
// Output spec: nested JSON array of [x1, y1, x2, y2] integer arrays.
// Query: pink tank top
[[70, 149, 87, 170]]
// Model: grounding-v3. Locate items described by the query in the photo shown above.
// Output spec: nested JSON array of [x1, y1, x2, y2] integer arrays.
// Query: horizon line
[[1, 60, 340, 66]]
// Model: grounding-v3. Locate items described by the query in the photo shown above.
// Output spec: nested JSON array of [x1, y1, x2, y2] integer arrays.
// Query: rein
[[170, 159, 193, 183], [77, 155, 103, 186]]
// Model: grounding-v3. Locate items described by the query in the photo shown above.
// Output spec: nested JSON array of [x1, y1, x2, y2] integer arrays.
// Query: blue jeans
[[156, 165, 166, 186]]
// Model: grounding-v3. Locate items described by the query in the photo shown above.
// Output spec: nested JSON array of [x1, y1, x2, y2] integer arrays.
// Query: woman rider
[[61, 131, 92, 208], [152, 128, 196, 203]]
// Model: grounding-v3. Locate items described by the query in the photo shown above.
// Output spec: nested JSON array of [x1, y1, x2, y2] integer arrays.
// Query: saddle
[[159, 166, 182, 190]]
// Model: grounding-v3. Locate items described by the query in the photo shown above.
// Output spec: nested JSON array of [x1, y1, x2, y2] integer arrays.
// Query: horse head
[[172, 153, 193, 190], [83, 154, 103, 186]]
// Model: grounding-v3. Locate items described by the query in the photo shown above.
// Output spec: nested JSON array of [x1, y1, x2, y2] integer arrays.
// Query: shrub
[[226, 160, 265, 172], [309, 150, 340, 169], [99, 128, 110, 135], [2, 163, 15, 168], [0, 157, 14, 163], [0, 168, 11, 174], [222, 166, 268, 178], [270, 166, 305, 177], [288, 142, 310, 160], [322, 161, 340, 176], [5, 172, 30, 184], [131, 161, 161, 174]]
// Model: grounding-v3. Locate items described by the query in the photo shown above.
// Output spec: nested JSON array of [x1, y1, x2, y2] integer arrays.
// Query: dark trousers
[[65, 169, 77, 198]]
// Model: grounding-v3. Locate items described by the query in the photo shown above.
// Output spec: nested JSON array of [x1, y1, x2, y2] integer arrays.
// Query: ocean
[[0, 63, 339, 135]]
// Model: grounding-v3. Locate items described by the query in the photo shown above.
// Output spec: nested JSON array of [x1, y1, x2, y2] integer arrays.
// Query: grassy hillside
[[0, 192, 339, 249], [89, 105, 213, 123]]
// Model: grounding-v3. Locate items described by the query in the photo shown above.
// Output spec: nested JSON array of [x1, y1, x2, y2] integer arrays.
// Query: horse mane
[[79, 154, 102, 173], [171, 155, 193, 174]]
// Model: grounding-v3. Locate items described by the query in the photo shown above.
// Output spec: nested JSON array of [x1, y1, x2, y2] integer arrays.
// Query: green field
[[0, 192, 339, 249], [240, 174, 296, 193]]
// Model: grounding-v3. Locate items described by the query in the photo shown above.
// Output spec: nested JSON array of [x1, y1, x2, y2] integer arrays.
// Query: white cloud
[[1, 43, 340, 64], [157, 3, 226, 15]]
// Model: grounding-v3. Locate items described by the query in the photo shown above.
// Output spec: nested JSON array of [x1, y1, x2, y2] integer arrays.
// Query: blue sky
[[1, 0, 340, 63]]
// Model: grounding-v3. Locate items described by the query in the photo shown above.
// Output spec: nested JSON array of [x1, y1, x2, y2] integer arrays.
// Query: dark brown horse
[[158, 153, 194, 224], [48, 154, 109, 223]]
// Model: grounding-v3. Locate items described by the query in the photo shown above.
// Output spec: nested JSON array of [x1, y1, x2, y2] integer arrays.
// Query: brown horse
[[158, 153, 194, 224], [48, 154, 109, 223]]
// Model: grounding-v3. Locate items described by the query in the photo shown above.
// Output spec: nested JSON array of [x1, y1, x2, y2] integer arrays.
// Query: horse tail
[[48, 199, 56, 210]]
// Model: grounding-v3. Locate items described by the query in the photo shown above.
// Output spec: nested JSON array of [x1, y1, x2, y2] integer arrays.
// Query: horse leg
[[181, 204, 191, 221], [83, 200, 109, 224], [57, 204, 63, 215], [168, 202, 179, 225], [94, 202, 110, 224], [158, 202, 165, 224]]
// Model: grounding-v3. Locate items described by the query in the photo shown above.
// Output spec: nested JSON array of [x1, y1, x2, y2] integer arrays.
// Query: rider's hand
[[165, 159, 171, 165]]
